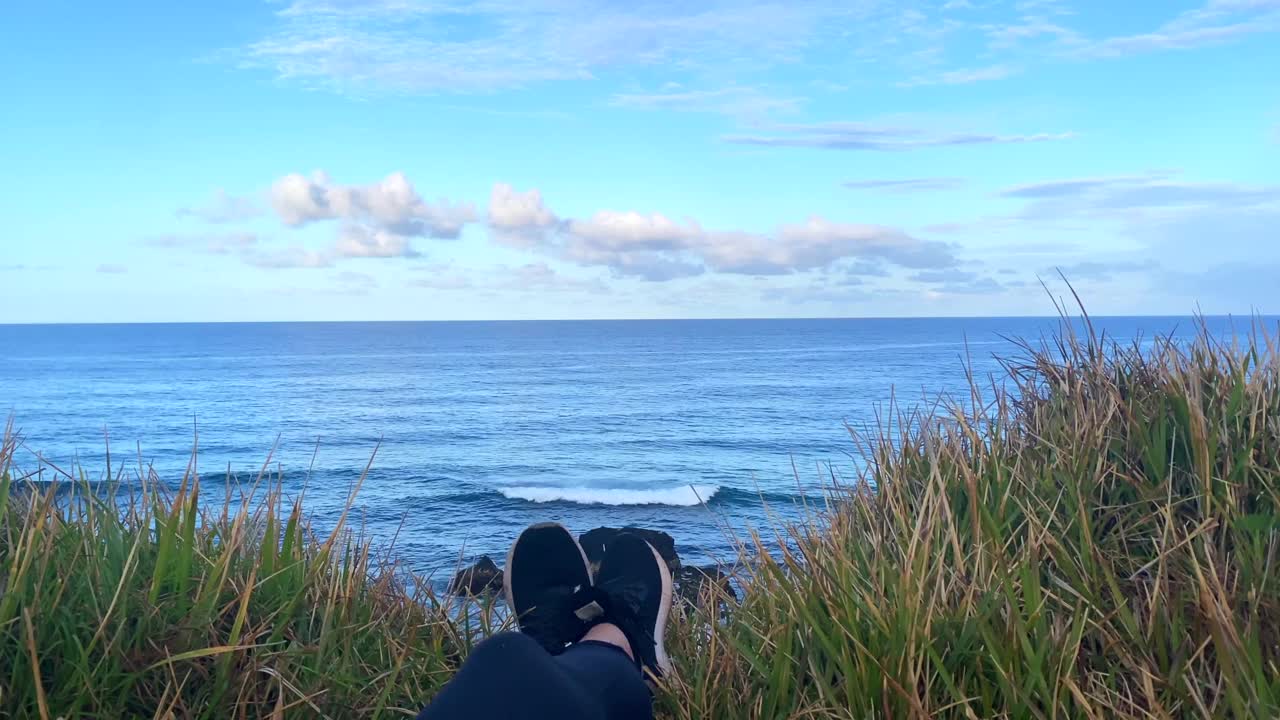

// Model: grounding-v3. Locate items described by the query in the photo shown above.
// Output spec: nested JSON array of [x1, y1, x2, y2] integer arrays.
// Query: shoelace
[[519, 583, 591, 653], [568, 583, 652, 671]]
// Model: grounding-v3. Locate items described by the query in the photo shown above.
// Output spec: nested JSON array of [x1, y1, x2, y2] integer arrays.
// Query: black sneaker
[[592, 533, 673, 678], [504, 523, 594, 654]]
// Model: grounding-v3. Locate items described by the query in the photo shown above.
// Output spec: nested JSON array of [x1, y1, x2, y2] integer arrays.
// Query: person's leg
[[417, 528, 668, 720], [551, 625, 653, 720], [417, 631, 605, 720], [416, 625, 651, 720]]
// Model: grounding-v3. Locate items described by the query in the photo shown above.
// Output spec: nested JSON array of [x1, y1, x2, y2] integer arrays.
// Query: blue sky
[[2, 0, 1278, 322]]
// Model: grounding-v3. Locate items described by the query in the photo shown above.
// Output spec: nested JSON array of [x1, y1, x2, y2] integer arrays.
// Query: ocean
[[0, 316, 1245, 582]]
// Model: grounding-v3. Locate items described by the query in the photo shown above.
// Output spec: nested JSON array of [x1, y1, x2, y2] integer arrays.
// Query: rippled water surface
[[0, 317, 1239, 579]]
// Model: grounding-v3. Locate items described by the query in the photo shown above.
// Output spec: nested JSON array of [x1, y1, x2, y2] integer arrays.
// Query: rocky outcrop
[[448, 555, 503, 595], [675, 564, 737, 606]]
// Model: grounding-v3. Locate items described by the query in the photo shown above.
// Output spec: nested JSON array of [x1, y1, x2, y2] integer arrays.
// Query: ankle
[[581, 622, 633, 661]]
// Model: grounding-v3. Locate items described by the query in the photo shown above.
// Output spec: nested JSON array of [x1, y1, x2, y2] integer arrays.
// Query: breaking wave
[[498, 484, 721, 507]]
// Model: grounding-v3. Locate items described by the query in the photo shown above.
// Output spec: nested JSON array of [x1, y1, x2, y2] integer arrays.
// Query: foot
[[504, 523, 594, 654], [591, 533, 673, 678]]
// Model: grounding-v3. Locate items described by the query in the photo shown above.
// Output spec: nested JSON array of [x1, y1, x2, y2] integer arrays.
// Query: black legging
[[417, 632, 653, 720]]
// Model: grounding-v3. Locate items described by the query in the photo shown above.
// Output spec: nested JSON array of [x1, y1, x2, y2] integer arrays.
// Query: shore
[[2, 317, 1277, 718]]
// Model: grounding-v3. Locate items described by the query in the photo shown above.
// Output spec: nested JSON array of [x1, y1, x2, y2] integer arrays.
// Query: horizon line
[[2, 312, 1275, 327]]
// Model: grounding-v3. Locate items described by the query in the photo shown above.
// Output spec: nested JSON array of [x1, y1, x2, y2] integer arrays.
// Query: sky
[[2, 0, 1278, 322]]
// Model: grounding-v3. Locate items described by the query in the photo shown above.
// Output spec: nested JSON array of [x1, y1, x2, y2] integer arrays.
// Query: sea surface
[[0, 316, 1253, 582]]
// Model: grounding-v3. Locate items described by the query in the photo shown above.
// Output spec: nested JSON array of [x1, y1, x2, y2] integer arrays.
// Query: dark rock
[[579, 527, 680, 571], [674, 564, 737, 606], [448, 555, 503, 595]]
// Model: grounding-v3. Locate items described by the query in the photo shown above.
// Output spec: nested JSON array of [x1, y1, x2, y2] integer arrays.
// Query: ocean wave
[[498, 484, 721, 506]]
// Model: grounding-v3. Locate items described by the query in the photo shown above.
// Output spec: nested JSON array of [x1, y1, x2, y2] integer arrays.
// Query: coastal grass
[[0, 441, 498, 717], [660, 315, 1280, 719], [2, 312, 1278, 718]]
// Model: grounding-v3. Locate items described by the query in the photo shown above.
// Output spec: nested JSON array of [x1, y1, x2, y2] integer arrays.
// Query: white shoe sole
[[644, 539, 674, 677]]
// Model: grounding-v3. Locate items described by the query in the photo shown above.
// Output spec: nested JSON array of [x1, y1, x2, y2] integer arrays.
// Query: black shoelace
[[568, 583, 653, 671]]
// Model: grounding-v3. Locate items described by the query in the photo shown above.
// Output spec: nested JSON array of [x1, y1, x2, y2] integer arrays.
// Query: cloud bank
[[486, 183, 959, 280], [271, 171, 476, 241]]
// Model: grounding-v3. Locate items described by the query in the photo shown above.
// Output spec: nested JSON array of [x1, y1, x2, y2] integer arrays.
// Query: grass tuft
[[659, 316, 1280, 719], [0, 435, 499, 718]]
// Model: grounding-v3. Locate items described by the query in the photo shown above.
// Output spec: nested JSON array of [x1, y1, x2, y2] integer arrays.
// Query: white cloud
[[251, 171, 477, 267], [333, 223, 419, 258], [177, 189, 264, 224], [542, 206, 708, 280], [725, 122, 1075, 151], [568, 211, 702, 251], [1077, 0, 1280, 57], [96, 263, 128, 274], [484, 183, 959, 280], [240, 0, 853, 94], [602, 255, 706, 282], [271, 172, 328, 226], [230, 0, 1279, 103], [270, 171, 476, 238], [610, 87, 801, 117], [844, 178, 965, 193], [999, 174, 1166, 199], [768, 217, 956, 271], [488, 183, 560, 247], [243, 246, 333, 269], [752, 217, 957, 270], [985, 18, 1080, 49], [898, 64, 1015, 87], [997, 174, 1279, 219]]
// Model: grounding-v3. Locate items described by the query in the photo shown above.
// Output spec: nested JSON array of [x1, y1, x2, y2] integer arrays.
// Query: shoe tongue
[[569, 583, 645, 630], [572, 584, 648, 671], [570, 585, 607, 622]]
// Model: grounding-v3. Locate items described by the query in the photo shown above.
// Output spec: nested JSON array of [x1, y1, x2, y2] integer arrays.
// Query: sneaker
[[592, 532, 673, 678], [504, 522, 594, 654]]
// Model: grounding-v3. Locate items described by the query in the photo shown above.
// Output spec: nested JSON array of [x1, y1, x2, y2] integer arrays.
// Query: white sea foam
[[498, 484, 721, 507]]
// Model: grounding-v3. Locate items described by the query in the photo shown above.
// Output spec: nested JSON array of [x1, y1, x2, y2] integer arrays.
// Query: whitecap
[[498, 484, 720, 507]]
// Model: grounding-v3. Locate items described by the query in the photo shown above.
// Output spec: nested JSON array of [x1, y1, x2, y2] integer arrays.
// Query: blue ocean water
[[0, 317, 1249, 581]]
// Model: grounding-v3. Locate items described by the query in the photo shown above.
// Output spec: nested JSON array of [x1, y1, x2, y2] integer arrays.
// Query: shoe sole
[[644, 539, 674, 677], [503, 522, 595, 623]]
